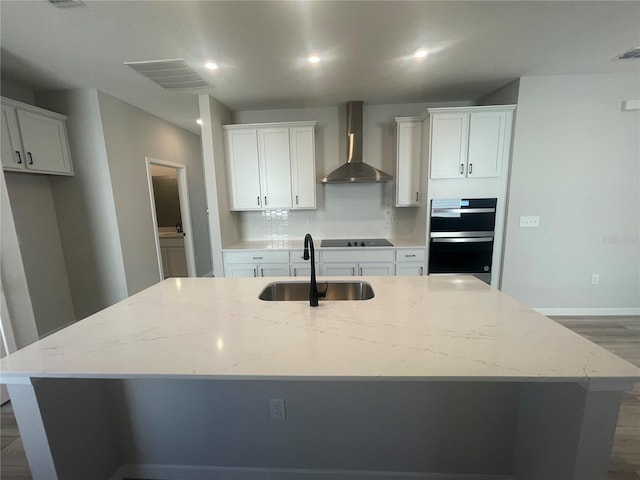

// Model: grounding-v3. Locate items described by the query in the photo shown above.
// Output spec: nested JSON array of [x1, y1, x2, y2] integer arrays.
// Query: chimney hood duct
[[320, 101, 393, 183]]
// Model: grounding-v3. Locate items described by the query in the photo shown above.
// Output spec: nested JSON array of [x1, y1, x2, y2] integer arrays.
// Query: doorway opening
[[145, 157, 197, 280]]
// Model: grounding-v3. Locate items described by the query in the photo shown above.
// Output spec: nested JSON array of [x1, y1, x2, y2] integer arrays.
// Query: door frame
[[145, 157, 197, 280]]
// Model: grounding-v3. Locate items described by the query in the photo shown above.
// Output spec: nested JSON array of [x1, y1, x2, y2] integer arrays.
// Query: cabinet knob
[[15, 151, 22, 164], [27, 152, 34, 165]]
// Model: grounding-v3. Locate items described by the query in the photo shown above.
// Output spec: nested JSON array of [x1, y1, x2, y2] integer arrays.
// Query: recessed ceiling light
[[196, 119, 203, 125], [414, 48, 428, 59], [205, 61, 218, 70], [308, 55, 320, 64]]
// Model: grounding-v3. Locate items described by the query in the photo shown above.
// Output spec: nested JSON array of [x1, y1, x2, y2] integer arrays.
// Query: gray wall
[[501, 73, 640, 311], [4, 173, 76, 336], [96, 91, 211, 291], [37, 89, 129, 319]]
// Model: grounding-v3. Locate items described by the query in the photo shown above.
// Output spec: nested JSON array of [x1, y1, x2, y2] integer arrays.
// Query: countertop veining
[[1, 276, 638, 385]]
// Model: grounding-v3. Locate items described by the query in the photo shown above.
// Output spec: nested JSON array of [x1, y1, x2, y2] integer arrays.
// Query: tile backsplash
[[238, 183, 419, 242]]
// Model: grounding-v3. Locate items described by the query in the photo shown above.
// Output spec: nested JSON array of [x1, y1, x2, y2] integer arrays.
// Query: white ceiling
[[1, 1, 638, 134]]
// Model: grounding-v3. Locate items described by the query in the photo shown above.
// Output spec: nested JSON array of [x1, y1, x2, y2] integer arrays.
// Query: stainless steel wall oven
[[428, 198, 497, 284]]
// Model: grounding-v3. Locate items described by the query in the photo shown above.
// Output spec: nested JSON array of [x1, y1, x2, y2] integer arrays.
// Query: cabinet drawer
[[395, 248, 425, 262], [320, 249, 394, 263], [224, 250, 289, 264]]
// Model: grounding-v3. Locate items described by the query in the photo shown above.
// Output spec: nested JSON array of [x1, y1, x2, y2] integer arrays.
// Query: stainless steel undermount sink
[[259, 281, 374, 301]]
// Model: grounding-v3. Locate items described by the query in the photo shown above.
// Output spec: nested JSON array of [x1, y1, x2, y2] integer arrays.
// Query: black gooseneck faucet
[[303, 234, 325, 307]]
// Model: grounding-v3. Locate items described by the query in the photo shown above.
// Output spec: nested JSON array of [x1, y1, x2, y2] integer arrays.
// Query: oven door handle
[[432, 237, 494, 243]]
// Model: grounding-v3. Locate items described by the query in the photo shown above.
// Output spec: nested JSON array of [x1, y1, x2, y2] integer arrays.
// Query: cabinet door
[[258, 128, 292, 209], [166, 247, 188, 277], [359, 263, 394, 276], [290, 126, 316, 209], [160, 247, 170, 279], [16, 109, 72, 174], [226, 129, 262, 210], [396, 263, 425, 276], [395, 120, 421, 206], [430, 113, 469, 179], [467, 111, 506, 178], [290, 263, 319, 278], [226, 264, 258, 278], [323, 263, 358, 276], [257, 263, 290, 277], [1, 106, 25, 171]]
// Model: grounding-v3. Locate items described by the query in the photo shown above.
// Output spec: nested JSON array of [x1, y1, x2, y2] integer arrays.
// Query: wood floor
[[1, 316, 638, 480]]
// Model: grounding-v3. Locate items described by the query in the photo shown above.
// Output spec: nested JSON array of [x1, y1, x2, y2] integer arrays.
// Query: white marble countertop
[[1, 276, 638, 385], [222, 238, 425, 250]]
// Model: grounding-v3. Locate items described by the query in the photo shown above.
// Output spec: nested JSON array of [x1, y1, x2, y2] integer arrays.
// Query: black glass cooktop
[[320, 239, 394, 248]]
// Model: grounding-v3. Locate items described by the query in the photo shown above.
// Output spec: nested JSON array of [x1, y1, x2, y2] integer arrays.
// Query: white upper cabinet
[[394, 117, 422, 207], [258, 127, 292, 209], [224, 121, 316, 211], [428, 106, 514, 180], [289, 126, 316, 209], [1, 98, 73, 176]]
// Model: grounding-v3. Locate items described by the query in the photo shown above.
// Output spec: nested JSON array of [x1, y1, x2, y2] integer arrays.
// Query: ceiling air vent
[[123, 59, 210, 90], [614, 47, 640, 60], [47, 0, 85, 7]]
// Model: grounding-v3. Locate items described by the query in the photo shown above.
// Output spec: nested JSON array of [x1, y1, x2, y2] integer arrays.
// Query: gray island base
[[2, 276, 638, 480]]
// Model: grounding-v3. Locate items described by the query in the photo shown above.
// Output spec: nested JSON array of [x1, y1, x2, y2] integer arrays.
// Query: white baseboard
[[111, 464, 511, 480], [534, 307, 640, 316]]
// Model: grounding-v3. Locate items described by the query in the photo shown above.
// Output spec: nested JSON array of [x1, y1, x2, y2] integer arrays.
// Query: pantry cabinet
[[224, 122, 316, 211], [394, 117, 422, 207], [1, 97, 73, 175], [428, 106, 514, 180]]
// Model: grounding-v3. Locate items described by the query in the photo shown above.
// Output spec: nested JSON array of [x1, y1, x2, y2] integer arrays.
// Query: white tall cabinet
[[428, 106, 513, 180], [1, 97, 73, 175], [394, 117, 422, 207], [224, 121, 316, 211]]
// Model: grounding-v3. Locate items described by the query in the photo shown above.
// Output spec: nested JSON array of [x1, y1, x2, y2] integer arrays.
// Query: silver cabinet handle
[[359, 267, 363, 276], [420, 266, 424, 276], [352, 267, 355, 276], [15, 151, 22, 164], [296, 195, 299, 205], [257, 196, 260, 206], [253, 268, 257, 277], [460, 163, 464, 175], [469, 163, 473, 174], [404, 254, 416, 258], [415, 192, 418, 202], [264, 196, 267, 206], [253, 256, 263, 260], [293, 268, 297, 276], [261, 268, 264, 277], [27, 152, 34, 165]]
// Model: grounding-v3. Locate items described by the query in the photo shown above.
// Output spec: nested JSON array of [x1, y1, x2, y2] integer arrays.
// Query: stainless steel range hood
[[320, 101, 393, 183]]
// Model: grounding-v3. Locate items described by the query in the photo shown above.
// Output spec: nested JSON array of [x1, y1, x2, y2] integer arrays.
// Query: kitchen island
[[1, 276, 638, 480]]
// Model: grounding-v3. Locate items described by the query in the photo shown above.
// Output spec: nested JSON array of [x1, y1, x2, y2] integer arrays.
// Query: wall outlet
[[269, 399, 286, 420], [519, 216, 540, 228], [591, 273, 600, 285]]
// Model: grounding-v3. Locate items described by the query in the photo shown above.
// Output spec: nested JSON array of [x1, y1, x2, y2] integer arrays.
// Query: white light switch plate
[[520, 216, 540, 228]]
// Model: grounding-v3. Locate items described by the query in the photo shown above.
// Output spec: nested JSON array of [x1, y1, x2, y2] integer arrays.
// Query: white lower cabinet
[[159, 238, 188, 278], [223, 251, 290, 278], [321, 249, 395, 277], [395, 248, 426, 276]]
